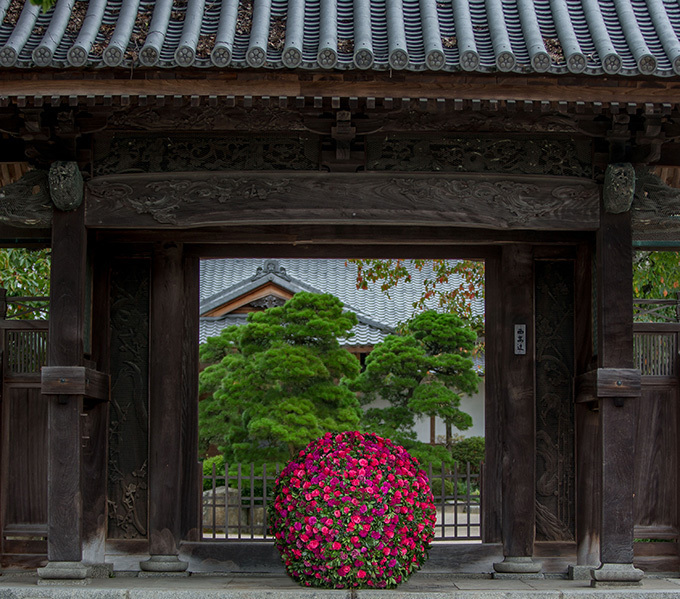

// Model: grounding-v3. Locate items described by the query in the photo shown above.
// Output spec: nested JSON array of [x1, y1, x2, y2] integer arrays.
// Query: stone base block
[[139, 571, 190, 578], [591, 563, 644, 587], [86, 563, 114, 578], [139, 555, 188, 573], [568, 564, 599, 580], [492, 556, 543, 579], [37, 561, 89, 582]]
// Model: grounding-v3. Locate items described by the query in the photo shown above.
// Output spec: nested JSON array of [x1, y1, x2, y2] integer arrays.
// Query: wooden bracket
[[575, 368, 641, 403], [41, 366, 110, 401]]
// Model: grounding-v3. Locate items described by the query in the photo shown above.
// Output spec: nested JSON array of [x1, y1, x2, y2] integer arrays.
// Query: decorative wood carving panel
[[366, 136, 593, 178], [86, 172, 600, 230], [93, 134, 319, 177], [107, 260, 150, 540], [535, 260, 576, 542]]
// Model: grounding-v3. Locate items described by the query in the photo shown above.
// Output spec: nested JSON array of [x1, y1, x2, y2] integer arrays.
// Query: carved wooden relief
[[93, 134, 319, 176], [86, 172, 600, 230], [366, 136, 593, 178], [107, 260, 150, 540], [106, 106, 308, 132], [535, 261, 575, 542]]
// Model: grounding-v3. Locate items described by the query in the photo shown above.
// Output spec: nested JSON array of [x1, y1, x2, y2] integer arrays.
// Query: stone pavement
[[2, 572, 680, 598]]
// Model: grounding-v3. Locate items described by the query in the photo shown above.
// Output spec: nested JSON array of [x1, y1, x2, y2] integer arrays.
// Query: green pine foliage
[[0, 248, 51, 319], [352, 310, 480, 466], [198, 292, 362, 465]]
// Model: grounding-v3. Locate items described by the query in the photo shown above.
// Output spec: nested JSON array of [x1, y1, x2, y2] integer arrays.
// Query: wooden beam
[[575, 368, 641, 402], [41, 366, 109, 401], [85, 172, 600, 232], [97, 227, 593, 254], [1, 74, 680, 106]]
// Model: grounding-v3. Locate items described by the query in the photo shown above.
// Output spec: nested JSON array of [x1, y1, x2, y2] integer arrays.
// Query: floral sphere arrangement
[[268, 431, 436, 589]]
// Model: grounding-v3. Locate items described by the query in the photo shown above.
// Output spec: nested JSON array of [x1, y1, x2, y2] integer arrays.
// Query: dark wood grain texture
[[45, 205, 87, 563], [41, 367, 109, 400], [500, 244, 535, 557], [85, 172, 600, 231], [482, 249, 502, 543], [180, 255, 201, 541], [148, 242, 185, 556], [575, 368, 641, 401], [597, 208, 636, 565]]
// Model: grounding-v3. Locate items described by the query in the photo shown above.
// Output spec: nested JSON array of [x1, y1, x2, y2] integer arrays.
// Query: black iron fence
[[201, 460, 482, 542]]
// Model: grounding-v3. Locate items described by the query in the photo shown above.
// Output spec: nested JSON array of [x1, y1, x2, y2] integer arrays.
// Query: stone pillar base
[[37, 561, 90, 585], [591, 563, 643, 587], [139, 555, 189, 574], [492, 556, 543, 579], [568, 564, 600, 580]]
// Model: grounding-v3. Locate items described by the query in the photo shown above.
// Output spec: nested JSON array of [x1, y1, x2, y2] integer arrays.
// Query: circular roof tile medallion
[[103, 45, 124, 67], [637, 53, 656, 75], [426, 49, 445, 71], [460, 49, 479, 71], [602, 53, 622, 74], [140, 45, 159, 66], [211, 44, 231, 67], [68, 45, 88, 66], [496, 51, 515, 72], [531, 51, 551, 72], [354, 48, 373, 69], [246, 45, 266, 67], [175, 45, 195, 67], [567, 52, 586, 73], [317, 47, 338, 69], [282, 46, 302, 68], [389, 48, 409, 70], [674, 55, 680, 76], [0, 46, 17, 67], [32, 45, 52, 67]]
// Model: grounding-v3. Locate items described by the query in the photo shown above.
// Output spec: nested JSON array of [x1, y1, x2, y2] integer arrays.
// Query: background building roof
[[199, 258, 484, 347], [1, 0, 679, 76]]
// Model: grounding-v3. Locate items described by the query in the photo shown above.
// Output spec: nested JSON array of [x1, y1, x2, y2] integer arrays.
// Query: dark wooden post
[[493, 244, 542, 577], [180, 255, 201, 541], [483, 249, 502, 543], [591, 163, 643, 586], [572, 242, 602, 579], [37, 202, 88, 581], [140, 242, 189, 573]]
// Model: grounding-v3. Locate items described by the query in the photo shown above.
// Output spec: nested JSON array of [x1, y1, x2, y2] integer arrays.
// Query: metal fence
[[201, 460, 482, 542]]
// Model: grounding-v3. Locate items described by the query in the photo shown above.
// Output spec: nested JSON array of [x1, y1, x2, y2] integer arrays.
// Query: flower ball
[[268, 431, 436, 589]]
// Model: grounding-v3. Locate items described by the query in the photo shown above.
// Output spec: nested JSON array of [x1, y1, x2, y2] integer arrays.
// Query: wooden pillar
[[180, 255, 201, 541], [493, 245, 541, 577], [591, 163, 643, 586], [573, 242, 601, 574], [38, 203, 88, 580], [140, 242, 188, 572], [482, 249, 502, 543]]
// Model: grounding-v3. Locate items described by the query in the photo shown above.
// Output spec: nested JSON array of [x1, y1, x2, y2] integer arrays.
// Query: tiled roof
[[1, 0, 680, 76], [199, 258, 484, 346]]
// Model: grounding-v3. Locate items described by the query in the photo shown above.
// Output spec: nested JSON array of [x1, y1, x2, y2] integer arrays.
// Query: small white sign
[[514, 324, 527, 355]]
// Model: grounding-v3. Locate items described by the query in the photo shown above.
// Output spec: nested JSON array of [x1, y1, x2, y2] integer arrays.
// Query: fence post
[[0, 288, 6, 319]]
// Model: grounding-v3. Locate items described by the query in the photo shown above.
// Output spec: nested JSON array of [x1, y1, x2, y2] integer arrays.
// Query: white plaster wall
[[363, 376, 485, 444]]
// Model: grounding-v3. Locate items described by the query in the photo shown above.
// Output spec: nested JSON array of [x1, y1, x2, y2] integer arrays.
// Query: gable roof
[[199, 258, 484, 346], [1, 0, 679, 77]]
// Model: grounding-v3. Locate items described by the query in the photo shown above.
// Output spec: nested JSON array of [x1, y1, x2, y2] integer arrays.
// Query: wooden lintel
[[41, 366, 110, 401], [86, 172, 600, 231], [1, 74, 680, 107], [575, 368, 641, 402]]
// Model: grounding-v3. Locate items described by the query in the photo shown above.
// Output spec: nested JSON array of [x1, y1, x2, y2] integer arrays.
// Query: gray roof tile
[[2, 0, 680, 75], [199, 258, 484, 346]]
